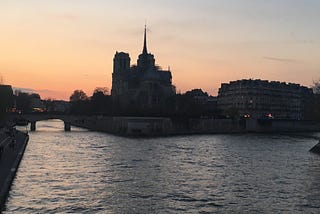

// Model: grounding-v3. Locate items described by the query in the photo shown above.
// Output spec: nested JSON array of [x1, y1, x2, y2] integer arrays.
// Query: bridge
[[12, 114, 79, 132]]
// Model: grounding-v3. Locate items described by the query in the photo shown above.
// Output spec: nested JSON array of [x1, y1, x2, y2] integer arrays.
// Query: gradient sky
[[0, 0, 319, 100]]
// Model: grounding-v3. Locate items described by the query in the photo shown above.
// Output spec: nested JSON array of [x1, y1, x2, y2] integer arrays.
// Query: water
[[3, 120, 320, 213]]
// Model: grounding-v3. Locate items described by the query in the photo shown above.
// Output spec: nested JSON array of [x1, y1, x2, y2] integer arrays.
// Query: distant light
[[266, 113, 273, 118], [32, 108, 45, 113], [244, 114, 251, 118]]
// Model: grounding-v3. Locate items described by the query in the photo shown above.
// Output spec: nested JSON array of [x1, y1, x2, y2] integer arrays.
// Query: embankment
[[71, 116, 320, 137], [0, 130, 29, 210]]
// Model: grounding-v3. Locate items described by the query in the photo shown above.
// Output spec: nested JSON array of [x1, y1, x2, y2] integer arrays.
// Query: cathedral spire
[[142, 25, 148, 55]]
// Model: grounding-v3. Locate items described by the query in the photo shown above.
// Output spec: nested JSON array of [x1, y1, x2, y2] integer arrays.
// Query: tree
[[304, 80, 320, 120], [313, 79, 320, 94], [43, 98, 54, 112], [93, 87, 109, 96], [69, 90, 88, 102], [91, 87, 111, 114], [311, 80, 320, 120]]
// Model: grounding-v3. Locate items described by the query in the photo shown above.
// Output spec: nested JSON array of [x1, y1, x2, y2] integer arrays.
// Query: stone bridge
[[18, 114, 79, 131]]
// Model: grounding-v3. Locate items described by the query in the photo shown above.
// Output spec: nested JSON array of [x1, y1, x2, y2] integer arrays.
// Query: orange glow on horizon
[[1, 1, 319, 100]]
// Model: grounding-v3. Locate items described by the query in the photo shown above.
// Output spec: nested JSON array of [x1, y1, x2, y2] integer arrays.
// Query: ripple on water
[[3, 121, 320, 213]]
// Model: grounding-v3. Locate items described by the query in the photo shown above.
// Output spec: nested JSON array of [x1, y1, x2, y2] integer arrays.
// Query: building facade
[[111, 27, 175, 111], [217, 79, 313, 119], [0, 84, 13, 115]]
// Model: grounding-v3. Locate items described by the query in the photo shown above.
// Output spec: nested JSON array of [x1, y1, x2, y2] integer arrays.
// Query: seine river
[[3, 120, 320, 213]]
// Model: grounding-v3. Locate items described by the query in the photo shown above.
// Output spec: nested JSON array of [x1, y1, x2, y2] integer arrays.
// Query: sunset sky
[[0, 0, 319, 100]]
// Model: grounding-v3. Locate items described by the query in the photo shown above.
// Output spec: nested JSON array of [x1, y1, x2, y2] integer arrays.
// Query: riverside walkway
[[0, 128, 29, 210]]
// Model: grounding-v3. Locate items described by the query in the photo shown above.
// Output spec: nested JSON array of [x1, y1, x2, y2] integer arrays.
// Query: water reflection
[[3, 120, 320, 213]]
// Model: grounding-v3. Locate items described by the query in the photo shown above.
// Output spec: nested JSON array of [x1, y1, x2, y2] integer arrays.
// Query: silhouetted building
[[0, 84, 14, 115], [185, 89, 209, 104], [29, 93, 45, 112], [179, 89, 218, 117], [46, 100, 70, 113], [111, 27, 175, 111], [217, 79, 313, 119]]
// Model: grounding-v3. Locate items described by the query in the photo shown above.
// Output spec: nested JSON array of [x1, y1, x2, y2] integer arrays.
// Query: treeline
[[69, 83, 320, 120], [69, 88, 220, 118], [69, 88, 112, 115]]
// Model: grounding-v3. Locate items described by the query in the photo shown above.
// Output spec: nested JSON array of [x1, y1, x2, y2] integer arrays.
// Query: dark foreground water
[[3, 120, 320, 213]]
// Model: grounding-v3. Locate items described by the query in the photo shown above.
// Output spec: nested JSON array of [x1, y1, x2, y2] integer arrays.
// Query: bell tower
[[113, 52, 130, 74], [111, 52, 130, 99]]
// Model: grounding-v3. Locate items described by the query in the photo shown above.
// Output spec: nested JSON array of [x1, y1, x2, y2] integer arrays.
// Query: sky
[[0, 0, 319, 100]]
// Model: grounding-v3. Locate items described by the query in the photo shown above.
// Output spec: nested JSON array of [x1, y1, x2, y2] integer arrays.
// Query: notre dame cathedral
[[111, 27, 175, 112]]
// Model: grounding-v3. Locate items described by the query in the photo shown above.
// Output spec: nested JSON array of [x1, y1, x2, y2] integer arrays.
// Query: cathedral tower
[[111, 52, 130, 100], [113, 52, 130, 74]]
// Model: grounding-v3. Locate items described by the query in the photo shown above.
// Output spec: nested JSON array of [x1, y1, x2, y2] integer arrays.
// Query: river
[[3, 120, 320, 213]]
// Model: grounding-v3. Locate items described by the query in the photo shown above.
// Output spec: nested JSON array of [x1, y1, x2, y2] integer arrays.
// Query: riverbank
[[70, 116, 320, 137], [0, 129, 29, 210]]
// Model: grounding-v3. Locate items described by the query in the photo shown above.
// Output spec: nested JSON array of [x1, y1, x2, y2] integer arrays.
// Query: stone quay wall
[[71, 116, 320, 136], [0, 129, 29, 210]]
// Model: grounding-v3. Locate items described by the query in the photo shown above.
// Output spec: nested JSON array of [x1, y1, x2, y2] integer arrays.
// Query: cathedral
[[111, 27, 175, 111]]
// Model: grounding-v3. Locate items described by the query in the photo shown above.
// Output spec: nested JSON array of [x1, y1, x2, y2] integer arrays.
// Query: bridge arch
[[18, 115, 75, 132], [29, 120, 71, 132]]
